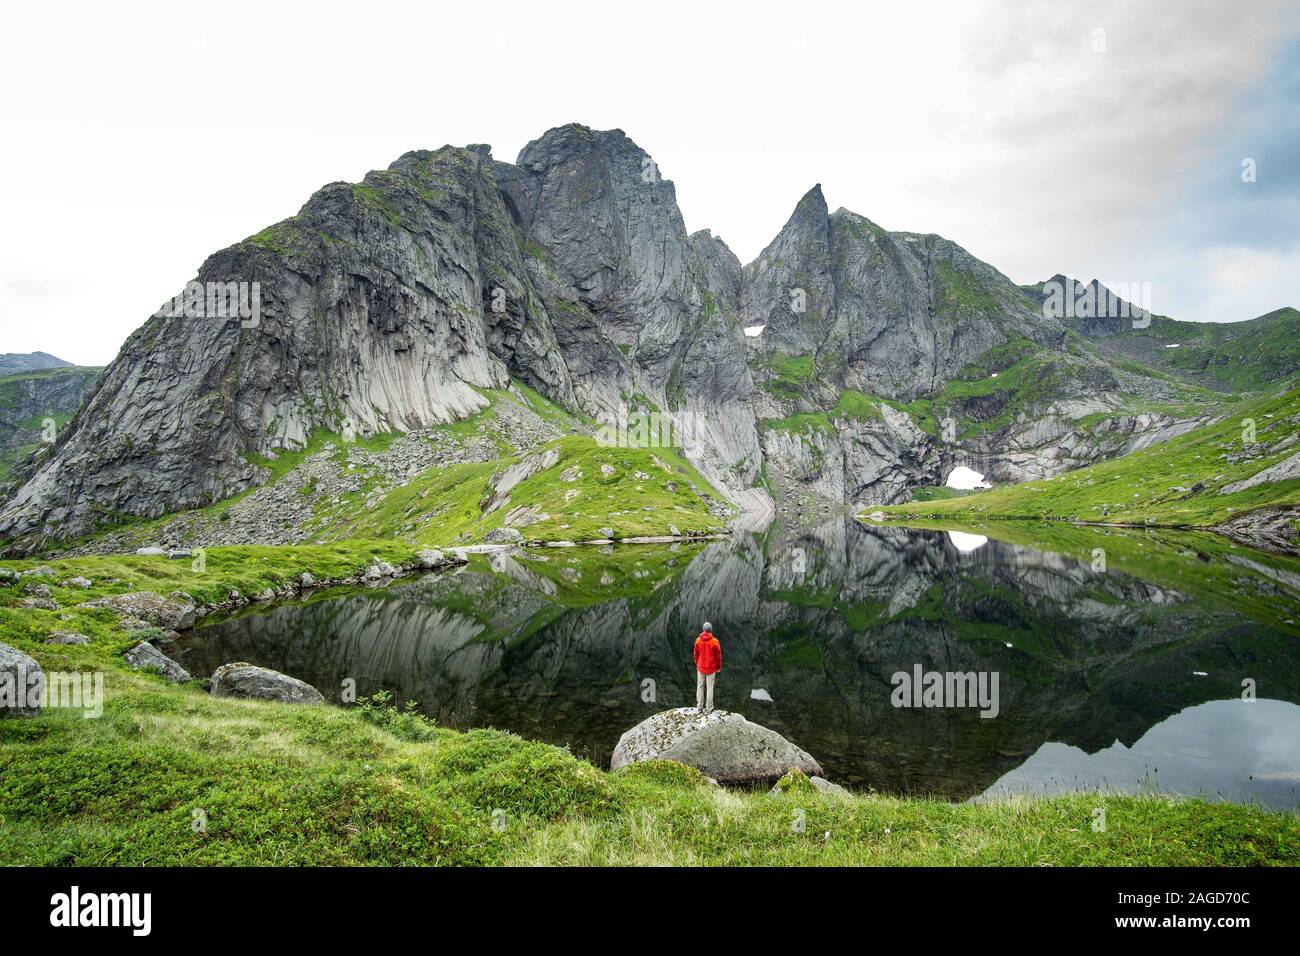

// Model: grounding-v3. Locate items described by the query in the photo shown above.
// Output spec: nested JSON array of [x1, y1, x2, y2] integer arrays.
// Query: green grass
[[761, 353, 816, 399], [2, 639, 1294, 865], [879, 384, 1300, 528], [3, 539, 1297, 866], [1093, 308, 1300, 393], [26, 384, 727, 554]]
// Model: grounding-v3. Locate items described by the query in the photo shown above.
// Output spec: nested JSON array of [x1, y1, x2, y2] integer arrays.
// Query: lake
[[169, 520, 1300, 808]]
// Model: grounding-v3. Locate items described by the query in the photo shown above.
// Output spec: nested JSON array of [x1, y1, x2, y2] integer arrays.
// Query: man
[[693, 622, 721, 711]]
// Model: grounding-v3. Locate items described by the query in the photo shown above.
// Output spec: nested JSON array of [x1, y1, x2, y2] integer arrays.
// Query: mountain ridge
[[1, 123, 1294, 554]]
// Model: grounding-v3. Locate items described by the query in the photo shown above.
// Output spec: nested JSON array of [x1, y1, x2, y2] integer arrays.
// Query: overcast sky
[[2, 0, 1296, 366]]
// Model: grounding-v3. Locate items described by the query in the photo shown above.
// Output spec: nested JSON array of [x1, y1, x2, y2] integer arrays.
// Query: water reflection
[[170, 520, 1300, 807]]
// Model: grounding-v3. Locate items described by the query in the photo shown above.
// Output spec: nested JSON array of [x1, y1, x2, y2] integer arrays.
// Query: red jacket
[[694, 632, 722, 675]]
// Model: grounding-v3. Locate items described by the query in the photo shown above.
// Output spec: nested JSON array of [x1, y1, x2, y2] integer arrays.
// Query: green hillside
[[878, 384, 1300, 529]]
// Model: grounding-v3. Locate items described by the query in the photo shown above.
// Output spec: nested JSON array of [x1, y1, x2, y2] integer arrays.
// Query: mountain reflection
[[170, 520, 1300, 805]]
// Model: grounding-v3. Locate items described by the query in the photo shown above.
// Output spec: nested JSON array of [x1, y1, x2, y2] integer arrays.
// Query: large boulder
[[611, 707, 823, 786], [80, 591, 196, 630], [210, 663, 324, 704], [0, 641, 43, 717], [124, 642, 191, 682]]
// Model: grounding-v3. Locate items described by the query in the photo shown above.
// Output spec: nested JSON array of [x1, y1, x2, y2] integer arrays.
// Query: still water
[[170, 521, 1300, 808]]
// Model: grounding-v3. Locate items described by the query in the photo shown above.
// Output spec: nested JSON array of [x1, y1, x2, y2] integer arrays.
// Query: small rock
[[123, 642, 191, 682], [298, 571, 317, 588], [135, 547, 167, 556], [484, 526, 524, 545], [810, 776, 850, 796], [18, 598, 61, 611], [45, 631, 91, 645], [22, 583, 52, 598], [59, 577, 93, 589]]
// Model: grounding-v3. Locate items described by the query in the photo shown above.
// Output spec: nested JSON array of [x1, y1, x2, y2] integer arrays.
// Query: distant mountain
[[1021, 276, 1298, 393], [0, 364, 101, 484], [0, 351, 73, 376]]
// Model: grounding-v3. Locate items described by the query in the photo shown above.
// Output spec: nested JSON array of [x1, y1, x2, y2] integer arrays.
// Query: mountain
[[1022, 276, 1300, 393], [0, 124, 1292, 553], [0, 352, 73, 376], [0, 364, 101, 485]]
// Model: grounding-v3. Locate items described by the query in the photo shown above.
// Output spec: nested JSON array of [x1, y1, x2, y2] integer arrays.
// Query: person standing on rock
[[694, 622, 722, 711]]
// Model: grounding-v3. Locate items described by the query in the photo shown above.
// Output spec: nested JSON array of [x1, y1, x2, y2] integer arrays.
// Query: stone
[[209, 663, 325, 704], [810, 776, 850, 795], [59, 577, 93, 589], [135, 547, 167, 556], [484, 526, 524, 545], [611, 707, 823, 786], [80, 591, 196, 630], [45, 631, 91, 645], [19, 598, 60, 611], [417, 548, 465, 570], [123, 642, 191, 682], [0, 641, 43, 717]]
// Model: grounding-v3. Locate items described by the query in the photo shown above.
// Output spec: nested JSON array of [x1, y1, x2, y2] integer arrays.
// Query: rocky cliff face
[[0, 126, 762, 548], [0, 125, 1252, 550]]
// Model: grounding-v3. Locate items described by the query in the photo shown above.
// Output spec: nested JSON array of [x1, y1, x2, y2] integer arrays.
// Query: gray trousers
[[696, 672, 715, 710]]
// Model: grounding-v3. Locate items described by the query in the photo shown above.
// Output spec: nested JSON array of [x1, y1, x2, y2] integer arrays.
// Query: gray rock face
[[1221, 451, 1300, 496], [742, 187, 1065, 404], [0, 125, 760, 551], [123, 641, 191, 682], [209, 662, 324, 704], [0, 125, 1264, 549], [0, 641, 43, 716], [611, 707, 823, 785]]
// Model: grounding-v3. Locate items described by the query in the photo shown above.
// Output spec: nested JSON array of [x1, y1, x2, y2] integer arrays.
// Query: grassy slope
[[881, 385, 1300, 528], [2, 656, 1295, 866], [1093, 308, 1300, 393], [61, 384, 730, 553], [2, 547, 1298, 866]]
